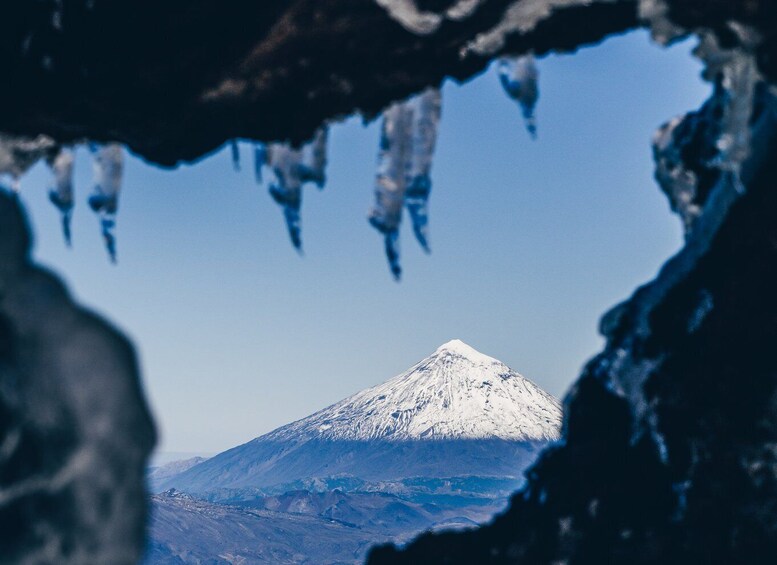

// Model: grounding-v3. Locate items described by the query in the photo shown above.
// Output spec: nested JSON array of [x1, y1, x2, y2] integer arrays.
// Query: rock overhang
[[0, 0, 745, 166]]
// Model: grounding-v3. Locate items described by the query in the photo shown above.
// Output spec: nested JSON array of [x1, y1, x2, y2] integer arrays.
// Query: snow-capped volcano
[[161, 341, 562, 493], [268, 339, 561, 443]]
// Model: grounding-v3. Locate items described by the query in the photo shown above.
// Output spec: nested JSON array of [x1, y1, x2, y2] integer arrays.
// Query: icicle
[[369, 88, 442, 279], [405, 88, 441, 252], [383, 228, 401, 280], [369, 100, 414, 280], [498, 55, 539, 138], [230, 139, 241, 171], [265, 127, 329, 251], [298, 128, 328, 188], [46, 147, 76, 246], [88, 143, 123, 263], [254, 144, 267, 184], [266, 144, 304, 251]]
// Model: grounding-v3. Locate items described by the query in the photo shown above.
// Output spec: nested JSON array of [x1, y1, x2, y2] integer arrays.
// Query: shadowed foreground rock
[[0, 191, 155, 564]]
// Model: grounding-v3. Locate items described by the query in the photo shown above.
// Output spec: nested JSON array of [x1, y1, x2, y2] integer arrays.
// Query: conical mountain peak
[[163, 342, 563, 493], [433, 339, 501, 365], [265, 341, 562, 443]]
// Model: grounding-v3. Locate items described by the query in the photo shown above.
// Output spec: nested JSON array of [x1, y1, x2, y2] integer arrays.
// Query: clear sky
[[18, 31, 708, 456]]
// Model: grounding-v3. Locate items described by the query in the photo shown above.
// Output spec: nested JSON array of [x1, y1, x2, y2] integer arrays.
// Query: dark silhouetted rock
[[0, 1, 639, 165], [0, 190, 155, 564]]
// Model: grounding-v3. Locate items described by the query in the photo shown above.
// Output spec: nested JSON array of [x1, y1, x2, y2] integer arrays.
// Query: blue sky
[[19, 31, 708, 455]]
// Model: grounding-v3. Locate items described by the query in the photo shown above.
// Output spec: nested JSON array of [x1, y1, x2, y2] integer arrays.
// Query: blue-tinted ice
[[369, 88, 441, 279], [498, 56, 539, 138]]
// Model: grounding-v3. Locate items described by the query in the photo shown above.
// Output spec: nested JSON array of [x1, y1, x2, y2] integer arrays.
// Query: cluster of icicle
[[0, 138, 123, 262], [251, 55, 538, 279], [368, 87, 442, 279], [49, 144, 124, 263], [1, 55, 537, 277]]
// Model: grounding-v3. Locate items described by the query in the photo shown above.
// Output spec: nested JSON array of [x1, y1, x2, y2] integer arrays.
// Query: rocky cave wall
[[0, 192, 155, 564], [0, 1, 776, 563]]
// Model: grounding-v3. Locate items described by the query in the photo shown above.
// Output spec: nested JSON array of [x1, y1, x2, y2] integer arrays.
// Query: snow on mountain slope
[[267, 339, 561, 442], [161, 341, 562, 493]]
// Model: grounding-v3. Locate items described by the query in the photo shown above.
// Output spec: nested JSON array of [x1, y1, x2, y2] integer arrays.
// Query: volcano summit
[[161, 340, 562, 494]]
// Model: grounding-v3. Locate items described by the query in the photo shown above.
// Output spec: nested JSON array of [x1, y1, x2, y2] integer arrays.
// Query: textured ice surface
[[88, 144, 124, 262], [46, 147, 76, 245], [369, 88, 442, 278], [0, 138, 126, 258], [498, 56, 539, 138], [264, 127, 329, 250]]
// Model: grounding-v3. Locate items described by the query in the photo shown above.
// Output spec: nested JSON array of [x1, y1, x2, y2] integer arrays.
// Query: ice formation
[[0, 134, 128, 260], [46, 147, 76, 245], [498, 55, 539, 138], [253, 143, 267, 183], [0, 134, 56, 191], [261, 127, 328, 250], [88, 143, 124, 263], [0, 61, 537, 279], [230, 139, 241, 171], [369, 87, 442, 279]]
